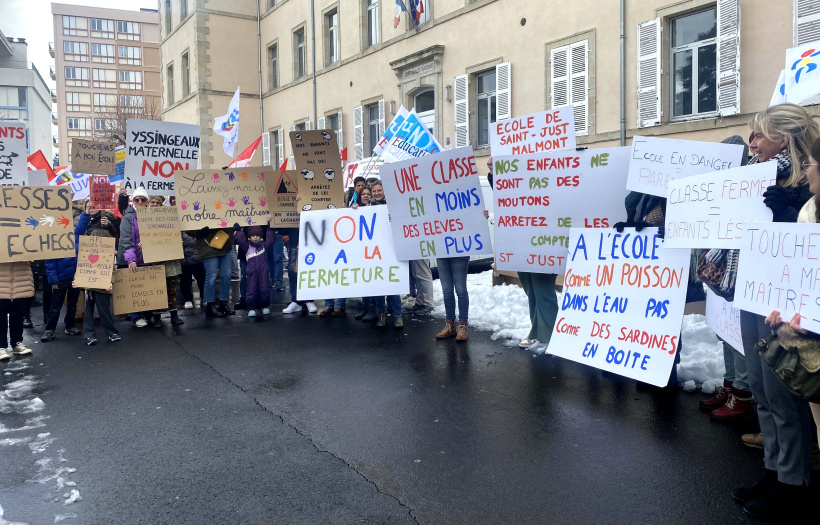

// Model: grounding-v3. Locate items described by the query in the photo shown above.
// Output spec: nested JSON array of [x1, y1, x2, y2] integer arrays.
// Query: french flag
[[394, 0, 407, 28]]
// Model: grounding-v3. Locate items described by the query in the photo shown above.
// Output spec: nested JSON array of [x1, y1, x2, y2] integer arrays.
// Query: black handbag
[[755, 325, 820, 403]]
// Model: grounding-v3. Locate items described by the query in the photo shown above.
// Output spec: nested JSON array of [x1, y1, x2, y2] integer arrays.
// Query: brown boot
[[699, 380, 732, 411], [711, 389, 755, 421], [456, 322, 468, 342], [436, 320, 456, 339]]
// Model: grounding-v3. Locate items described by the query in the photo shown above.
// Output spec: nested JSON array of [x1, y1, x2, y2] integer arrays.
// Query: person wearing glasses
[[115, 188, 153, 328]]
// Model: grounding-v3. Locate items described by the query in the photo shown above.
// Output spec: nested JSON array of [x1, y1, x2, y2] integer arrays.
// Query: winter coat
[[235, 230, 274, 279], [798, 198, 818, 224], [181, 232, 201, 266], [86, 211, 119, 239], [45, 211, 88, 284], [192, 228, 235, 260], [0, 262, 34, 300], [116, 206, 144, 267], [749, 153, 812, 223]]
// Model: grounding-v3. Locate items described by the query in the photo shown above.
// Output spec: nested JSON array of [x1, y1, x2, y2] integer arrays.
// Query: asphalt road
[[0, 288, 815, 524]]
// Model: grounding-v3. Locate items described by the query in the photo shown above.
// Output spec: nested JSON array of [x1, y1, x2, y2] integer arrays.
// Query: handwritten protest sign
[[267, 170, 299, 228], [136, 206, 183, 263], [112, 265, 167, 315], [379, 147, 493, 260], [290, 130, 345, 212], [493, 147, 630, 273], [490, 107, 576, 156], [125, 119, 200, 195], [548, 228, 691, 386], [705, 288, 744, 354], [74, 235, 116, 289], [90, 175, 117, 211], [626, 136, 745, 197], [664, 162, 775, 249], [71, 139, 115, 174], [0, 186, 75, 262], [734, 222, 820, 333], [345, 157, 385, 188], [296, 206, 409, 300], [175, 168, 271, 229], [0, 125, 27, 186]]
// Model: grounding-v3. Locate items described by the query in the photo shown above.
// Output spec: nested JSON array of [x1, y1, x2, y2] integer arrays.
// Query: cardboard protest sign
[[490, 107, 576, 156], [112, 265, 168, 315], [664, 162, 775, 249], [51, 167, 89, 201], [705, 288, 743, 354], [125, 119, 200, 195], [90, 175, 117, 211], [27, 170, 49, 187], [734, 222, 820, 334], [0, 125, 27, 186], [267, 170, 299, 228], [0, 186, 75, 262], [493, 147, 631, 273], [379, 147, 493, 260], [625, 136, 745, 197], [548, 228, 691, 386], [71, 139, 115, 175], [296, 206, 409, 300], [175, 168, 271, 229], [112, 145, 125, 182], [290, 130, 345, 212], [74, 235, 116, 289], [345, 157, 385, 188], [136, 206, 183, 263]]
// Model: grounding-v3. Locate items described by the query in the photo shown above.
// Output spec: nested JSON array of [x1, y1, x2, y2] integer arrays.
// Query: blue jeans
[[373, 295, 401, 315], [203, 253, 233, 304], [267, 233, 284, 285], [325, 298, 347, 308], [722, 341, 749, 391], [437, 256, 469, 322]]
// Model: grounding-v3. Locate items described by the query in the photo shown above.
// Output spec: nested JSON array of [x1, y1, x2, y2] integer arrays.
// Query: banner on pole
[[136, 206, 183, 263], [74, 235, 117, 289], [174, 167, 271, 229], [71, 139, 115, 175], [124, 119, 200, 195], [0, 125, 27, 186], [112, 265, 168, 315], [290, 130, 345, 212], [490, 107, 576, 156]]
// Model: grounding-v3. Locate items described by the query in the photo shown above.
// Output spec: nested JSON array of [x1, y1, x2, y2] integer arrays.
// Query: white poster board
[[549, 228, 691, 387], [705, 288, 744, 354], [27, 169, 50, 186], [379, 147, 493, 260], [124, 119, 201, 195], [296, 206, 409, 300], [490, 107, 576, 156], [0, 125, 27, 186], [664, 162, 776, 248], [625, 136, 745, 197], [735, 221, 820, 334], [493, 147, 631, 273]]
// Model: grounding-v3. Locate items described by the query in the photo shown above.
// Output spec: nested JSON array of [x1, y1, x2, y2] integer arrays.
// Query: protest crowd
[[4, 98, 820, 523]]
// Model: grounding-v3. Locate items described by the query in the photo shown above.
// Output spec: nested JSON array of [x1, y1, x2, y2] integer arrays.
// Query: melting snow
[[62, 491, 81, 506]]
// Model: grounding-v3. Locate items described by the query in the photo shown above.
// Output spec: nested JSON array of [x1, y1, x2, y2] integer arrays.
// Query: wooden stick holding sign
[[74, 235, 116, 289], [290, 130, 344, 212], [112, 265, 168, 315]]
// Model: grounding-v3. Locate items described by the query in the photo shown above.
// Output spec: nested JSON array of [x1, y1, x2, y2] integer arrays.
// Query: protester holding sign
[[0, 261, 34, 360], [733, 104, 818, 522], [192, 224, 236, 319], [41, 211, 83, 343], [116, 188, 153, 327], [180, 232, 205, 309], [145, 196, 184, 327]]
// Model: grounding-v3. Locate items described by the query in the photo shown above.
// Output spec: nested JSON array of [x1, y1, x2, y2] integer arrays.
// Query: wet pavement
[[0, 289, 816, 524]]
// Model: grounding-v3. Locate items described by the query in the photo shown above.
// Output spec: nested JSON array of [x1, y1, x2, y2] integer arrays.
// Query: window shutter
[[262, 132, 271, 166], [454, 74, 469, 148], [276, 129, 284, 168], [717, 0, 740, 116], [305, 120, 311, 130], [550, 45, 570, 108], [570, 40, 589, 136], [353, 105, 364, 160], [637, 18, 662, 128], [378, 99, 385, 135], [318, 116, 326, 129], [795, 0, 820, 45], [337, 110, 344, 149], [495, 61, 511, 121]]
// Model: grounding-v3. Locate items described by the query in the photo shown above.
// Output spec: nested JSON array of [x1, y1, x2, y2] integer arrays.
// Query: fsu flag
[[213, 86, 241, 157]]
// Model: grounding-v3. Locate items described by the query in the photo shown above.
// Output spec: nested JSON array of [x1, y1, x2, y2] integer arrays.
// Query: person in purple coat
[[234, 219, 275, 317]]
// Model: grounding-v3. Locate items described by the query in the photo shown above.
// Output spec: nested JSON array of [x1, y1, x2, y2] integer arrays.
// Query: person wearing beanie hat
[[132, 187, 150, 201], [148, 195, 165, 207], [115, 187, 152, 327], [233, 217, 276, 317], [145, 197, 184, 327]]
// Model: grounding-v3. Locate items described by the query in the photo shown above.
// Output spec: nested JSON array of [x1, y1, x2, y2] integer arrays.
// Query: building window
[[65, 92, 91, 112], [366, 0, 379, 48], [0, 87, 28, 120], [119, 70, 143, 90], [118, 46, 142, 65], [366, 103, 380, 154], [550, 39, 590, 136], [93, 93, 118, 112], [165, 0, 172, 35], [65, 66, 90, 87], [476, 70, 496, 148], [67, 117, 92, 137], [91, 68, 116, 88], [167, 65, 174, 105], [180, 0, 187, 19], [670, 8, 717, 119], [63, 41, 88, 62], [182, 52, 190, 95], [294, 28, 306, 79], [117, 21, 141, 41], [62, 16, 88, 37], [90, 18, 115, 38], [295, 122, 307, 131], [94, 118, 113, 131], [327, 112, 343, 148], [326, 8, 339, 65], [91, 44, 115, 64], [416, 0, 430, 25], [271, 130, 281, 167], [267, 43, 278, 90], [120, 95, 144, 107]]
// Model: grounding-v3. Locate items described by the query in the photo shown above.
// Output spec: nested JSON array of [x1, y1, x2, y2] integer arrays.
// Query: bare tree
[[92, 91, 160, 146]]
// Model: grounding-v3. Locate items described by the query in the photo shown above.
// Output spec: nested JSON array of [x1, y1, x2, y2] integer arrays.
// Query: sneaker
[[108, 334, 122, 342], [194, 299, 201, 308], [65, 327, 81, 336], [699, 380, 731, 411], [85, 337, 97, 346], [184, 301, 194, 310], [711, 391, 755, 421], [22, 317, 33, 328], [40, 330, 55, 342], [319, 307, 334, 317], [12, 343, 31, 356], [262, 307, 271, 315], [133, 318, 148, 328], [741, 433, 764, 449], [282, 302, 301, 314], [331, 307, 346, 317], [248, 309, 257, 317], [306, 301, 317, 314], [0, 349, 10, 361], [519, 338, 537, 348]]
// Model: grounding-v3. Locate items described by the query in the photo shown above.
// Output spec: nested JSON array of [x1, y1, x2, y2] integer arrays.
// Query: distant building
[[0, 28, 53, 160], [51, 3, 160, 165]]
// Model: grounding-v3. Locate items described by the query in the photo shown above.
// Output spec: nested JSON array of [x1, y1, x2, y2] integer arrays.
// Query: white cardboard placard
[[124, 119, 201, 195], [705, 288, 744, 354], [490, 107, 576, 157]]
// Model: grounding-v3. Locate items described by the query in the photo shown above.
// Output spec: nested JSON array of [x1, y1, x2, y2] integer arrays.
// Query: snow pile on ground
[[427, 271, 726, 384]]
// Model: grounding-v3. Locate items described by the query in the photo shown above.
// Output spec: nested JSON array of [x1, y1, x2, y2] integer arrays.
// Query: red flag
[[26, 150, 55, 179], [340, 147, 348, 161], [227, 135, 263, 168], [279, 159, 288, 171]]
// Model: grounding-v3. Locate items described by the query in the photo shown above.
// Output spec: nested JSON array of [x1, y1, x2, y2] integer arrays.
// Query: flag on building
[[409, 0, 423, 23], [340, 147, 348, 162], [227, 135, 263, 168], [394, 0, 407, 28], [26, 150, 55, 180], [213, 86, 241, 157]]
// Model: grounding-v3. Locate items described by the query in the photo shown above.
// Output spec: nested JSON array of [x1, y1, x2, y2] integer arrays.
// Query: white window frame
[[669, 7, 718, 121], [90, 18, 115, 38], [63, 16, 88, 37], [91, 44, 115, 64], [551, 41, 589, 136], [119, 70, 143, 90], [117, 21, 141, 41], [294, 28, 306, 79], [64, 41, 88, 62], [92, 68, 116, 89], [366, 0, 380, 48], [118, 46, 142, 65], [65, 67, 90, 87], [327, 8, 340, 65], [65, 92, 91, 112], [93, 93, 117, 112]]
